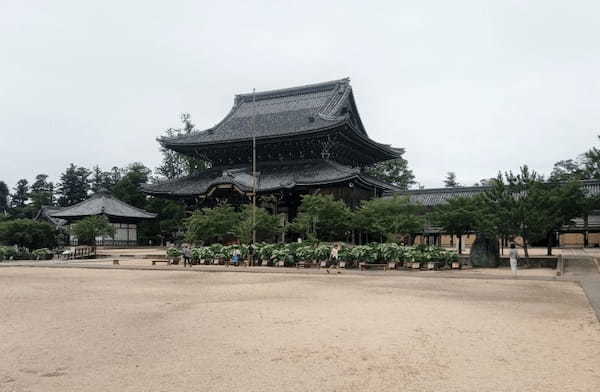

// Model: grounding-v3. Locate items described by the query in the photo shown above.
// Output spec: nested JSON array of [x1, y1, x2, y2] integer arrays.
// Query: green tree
[[234, 205, 280, 244], [582, 136, 600, 178], [57, 164, 91, 207], [111, 162, 151, 208], [365, 153, 415, 190], [139, 197, 186, 245], [0, 181, 9, 213], [11, 179, 29, 208], [30, 174, 54, 208], [444, 172, 459, 187], [185, 203, 240, 244], [429, 197, 477, 254], [0, 219, 58, 249], [289, 194, 352, 241], [156, 113, 209, 180], [70, 216, 115, 246], [354, 196, 424, 243], [549, 159, 584, 182]]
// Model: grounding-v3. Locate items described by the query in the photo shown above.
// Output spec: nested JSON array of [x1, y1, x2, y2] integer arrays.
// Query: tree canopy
[[56, 164, 92, 207], [365, 154, 415, 190], [70, 216, 114, 246]]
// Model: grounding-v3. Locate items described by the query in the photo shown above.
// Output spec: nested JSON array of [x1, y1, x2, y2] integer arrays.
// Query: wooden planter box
[[411, 262, 421, 269], [427, 261, 439, 270], [199, 259, 206, 265], [339, 261, 347, 269], [388, 261, 398, 270], [276, 260, 285, 267], [170, 257, 180, 265], [451, 261, 462, 269], [319, 261, 327, 268]]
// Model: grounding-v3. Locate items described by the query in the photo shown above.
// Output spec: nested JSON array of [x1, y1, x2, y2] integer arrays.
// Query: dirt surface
[[1, 268, 599, 392]]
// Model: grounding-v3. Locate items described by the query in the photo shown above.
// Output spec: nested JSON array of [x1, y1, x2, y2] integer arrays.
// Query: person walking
[[182, 245, 192, 268], [509, 243, 518, 277]]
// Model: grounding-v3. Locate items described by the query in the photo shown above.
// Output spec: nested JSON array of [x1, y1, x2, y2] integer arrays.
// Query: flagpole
[[252, 88, 257, 265]]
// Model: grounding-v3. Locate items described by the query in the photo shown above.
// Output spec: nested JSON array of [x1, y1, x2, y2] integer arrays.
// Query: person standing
[[182, 245, 192, 268], [330, 243, 339, 267], [509, 243, 518, 277]]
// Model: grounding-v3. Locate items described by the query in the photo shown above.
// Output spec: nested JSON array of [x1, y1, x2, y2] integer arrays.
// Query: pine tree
[[30, 174, 54, 208], [0, 181, 9, 213], [56, 164, 91, 207], [444, 172, 459, 187], [156, 113, 209, 180], [11, 179, 29, 208]]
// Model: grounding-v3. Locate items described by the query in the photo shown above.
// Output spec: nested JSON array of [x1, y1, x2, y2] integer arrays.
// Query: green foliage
[[0, 219, 58, 249], [314, 244, 330, 261], [57, 164, 92, 207], [444, 172, 459, 187], [0, 181, 9, 213], [185, 204, 239, 244], [429, 197, 477, 238], [111, 162, 151, 209], [355, 195, 424, 238], [11, 179, 29, 208], [156, 113, 210, 180], [234, 205, 281, 244], [295, 245, 315, 261], [166, 247, 182, 258], [0, 246, 17, 261], [192, 246, 214, 261], [70, 216, 114, 246], [140, 197, 186, 245], [30, 174, 54, 208], [32, 248, 53, 260], [289, 194, 352, 241], [365, 154, 416, 190]]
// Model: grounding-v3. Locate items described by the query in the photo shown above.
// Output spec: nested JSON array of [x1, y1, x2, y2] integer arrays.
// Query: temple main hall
[[143, 78, 402, 219]]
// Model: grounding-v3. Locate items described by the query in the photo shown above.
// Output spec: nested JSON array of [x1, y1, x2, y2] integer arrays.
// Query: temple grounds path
[[1, 268, 599, 392]]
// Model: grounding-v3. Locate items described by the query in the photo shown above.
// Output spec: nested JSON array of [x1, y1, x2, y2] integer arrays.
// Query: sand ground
[[1, 268, 599, 392]]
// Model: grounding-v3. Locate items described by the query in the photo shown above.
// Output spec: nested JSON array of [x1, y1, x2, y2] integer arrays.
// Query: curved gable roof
[[51, 192, 156, 220], [161, 78, 369, 147]]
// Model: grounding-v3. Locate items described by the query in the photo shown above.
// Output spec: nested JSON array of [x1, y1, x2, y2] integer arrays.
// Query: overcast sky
[[1, 0, 599, 190]]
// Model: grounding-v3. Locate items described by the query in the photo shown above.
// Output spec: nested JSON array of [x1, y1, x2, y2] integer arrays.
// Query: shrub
[[32, 248, 53, 260], [70, 216, 114, 246], [0, 219, 58, 249], [166, 248, 182, 258]]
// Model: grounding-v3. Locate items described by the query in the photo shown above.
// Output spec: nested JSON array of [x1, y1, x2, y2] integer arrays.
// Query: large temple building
[[143, 78, 401, 219]]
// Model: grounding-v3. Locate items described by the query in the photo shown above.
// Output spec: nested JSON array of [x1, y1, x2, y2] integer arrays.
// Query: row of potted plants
[[174, 243, 460, 269], [0, 246, 54, 261]]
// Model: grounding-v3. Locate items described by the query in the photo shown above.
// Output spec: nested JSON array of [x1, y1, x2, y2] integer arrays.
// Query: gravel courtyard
[[1, 268, 599, 392]]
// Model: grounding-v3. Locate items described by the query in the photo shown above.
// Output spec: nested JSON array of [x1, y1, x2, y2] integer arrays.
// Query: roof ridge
[[234, 78, 350, 103]]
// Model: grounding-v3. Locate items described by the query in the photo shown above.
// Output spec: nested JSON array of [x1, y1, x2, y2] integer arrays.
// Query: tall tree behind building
[[365, 150, 415, 190], [156, 113, 209, 180], [11, 179, 29, 208], [30, 174, 54, 208], [0, 181, 10, 213], [112, 162, 151, 208], [56, 164, 91, 207], [550, 135, 600, 181], [444, 172, 459, 187]]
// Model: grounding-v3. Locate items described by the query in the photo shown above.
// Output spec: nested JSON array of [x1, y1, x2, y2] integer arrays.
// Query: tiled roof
[[390, 180, 600, 207], [161, 78, 372, 146], [143, 159, 399, 196], [35, 206, 68, 226], [50, 192, 156, 220]]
